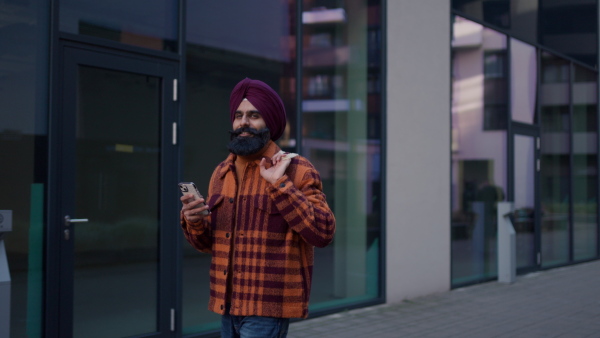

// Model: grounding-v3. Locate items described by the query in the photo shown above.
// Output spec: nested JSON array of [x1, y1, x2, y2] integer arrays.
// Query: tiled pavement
[[288, 260, 600, 337]]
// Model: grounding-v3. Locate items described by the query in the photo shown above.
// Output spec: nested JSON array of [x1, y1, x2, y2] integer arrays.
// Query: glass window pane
[[301, 0, 382, 307], [452, 0, 510, 29], [60, 0, 178, 52], [453, 0, 597, 68], [539, 0, 598, 68], [514, 135, 537, 269], [540, 51, 570, 267], [0, 1, 49, 336], [510, 38, 537, 124], [451, 17, 508, 285], [452, 0, 539, 42], [183, 1, 297, 334], [572, 65, 598, 261]]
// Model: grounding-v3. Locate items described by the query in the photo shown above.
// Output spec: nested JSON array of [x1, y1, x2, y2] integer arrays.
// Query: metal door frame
[[46, 42, 180, 337]]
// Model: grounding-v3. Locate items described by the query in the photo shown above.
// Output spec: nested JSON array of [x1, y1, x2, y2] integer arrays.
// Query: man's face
[[227, 99, 271, 156], [232, 99, 267, 131]]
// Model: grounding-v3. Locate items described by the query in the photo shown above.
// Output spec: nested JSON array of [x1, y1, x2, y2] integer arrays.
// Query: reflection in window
[[510, 38, 537, 124], [60, 0, 178, 52], [513, 135, 537, 269], [453, 0, 596, 68], [452, 0, 510, 29], [572, 65, 598, 261], [539, 0, 598, 68], [451, 17, 507, 286], [483, 50, 508, 130], [0, 0, 49, 336], [540, 52, 570, 267], [301, 0, 382, 308]]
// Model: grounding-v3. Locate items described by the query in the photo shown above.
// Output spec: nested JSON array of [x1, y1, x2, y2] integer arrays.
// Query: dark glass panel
[[73, 66, 160, 337], [60, 0, 178, 52], [453, 0, 597, 68], [0, 1, 49, 336], [572, 65, 598, 261], [539, 0, 597, 68], [452, 0, 539, 42], [539, 52, 570, 267], [452, 0, 510, 29]]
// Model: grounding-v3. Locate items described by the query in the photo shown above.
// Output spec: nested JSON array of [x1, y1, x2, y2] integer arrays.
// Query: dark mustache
[[228, 127, 262, 137]]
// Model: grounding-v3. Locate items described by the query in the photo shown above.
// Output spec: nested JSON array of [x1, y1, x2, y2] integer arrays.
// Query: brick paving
[[288, 260, 600, 337]]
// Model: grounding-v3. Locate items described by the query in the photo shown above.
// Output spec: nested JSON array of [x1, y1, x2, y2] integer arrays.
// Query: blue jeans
[[221, 310, 289, 338]]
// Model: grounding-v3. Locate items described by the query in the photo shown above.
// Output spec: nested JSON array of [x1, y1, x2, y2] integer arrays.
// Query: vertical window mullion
[[296, 0, 303, 155], [568, 62, 574, 262]]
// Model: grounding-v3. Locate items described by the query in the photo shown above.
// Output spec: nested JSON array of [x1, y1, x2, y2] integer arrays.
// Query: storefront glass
[[60, 0, 178, 52], [539, 0, 597, 68], [453, 0, 597, 68], [452, 0, 538, 42], [572, 65, 598, 261], [0, 1, 50, 336], [451, 17, 507, 285], [301, 0, 382, 309], [539, 51, 571, 267]]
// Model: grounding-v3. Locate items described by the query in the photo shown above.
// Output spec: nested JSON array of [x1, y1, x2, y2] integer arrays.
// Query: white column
[[386, 1, 451, 302]]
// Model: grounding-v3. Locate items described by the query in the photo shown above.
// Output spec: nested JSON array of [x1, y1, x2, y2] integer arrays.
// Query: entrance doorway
[[49, 45, 179, 337]]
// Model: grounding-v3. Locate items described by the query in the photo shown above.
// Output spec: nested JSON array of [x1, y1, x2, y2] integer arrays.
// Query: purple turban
[[229, 78, 287, 141]]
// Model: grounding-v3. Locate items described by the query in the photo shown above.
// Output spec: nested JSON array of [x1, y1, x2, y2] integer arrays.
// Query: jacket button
[[226, 233, 230, 238], [229, 198, 234, 203], [220, 304, 224, 310], [223, 270, 227, 275]]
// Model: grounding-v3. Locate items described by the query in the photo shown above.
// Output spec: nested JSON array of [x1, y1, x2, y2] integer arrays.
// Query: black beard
[[227, 127, 271, 156]]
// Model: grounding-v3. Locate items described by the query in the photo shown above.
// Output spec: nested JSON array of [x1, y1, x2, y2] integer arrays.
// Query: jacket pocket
[[207, 194, 228, 230], [256, 196, 288, 234]]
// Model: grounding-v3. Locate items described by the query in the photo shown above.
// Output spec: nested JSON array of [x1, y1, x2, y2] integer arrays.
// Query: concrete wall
[[386, 0, 451, 303]]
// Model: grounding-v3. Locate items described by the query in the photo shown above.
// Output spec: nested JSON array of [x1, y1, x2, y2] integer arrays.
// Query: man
[[180, 78, 336, 338]]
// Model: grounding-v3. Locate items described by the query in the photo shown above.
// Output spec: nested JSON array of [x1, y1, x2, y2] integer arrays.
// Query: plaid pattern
[[181, 141, 336, 318]]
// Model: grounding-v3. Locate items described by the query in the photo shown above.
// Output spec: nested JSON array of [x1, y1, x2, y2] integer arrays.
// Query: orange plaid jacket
[[181, 141, 336, 318]]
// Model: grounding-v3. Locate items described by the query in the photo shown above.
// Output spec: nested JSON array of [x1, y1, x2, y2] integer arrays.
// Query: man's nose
[[240, 115, 250, 126]]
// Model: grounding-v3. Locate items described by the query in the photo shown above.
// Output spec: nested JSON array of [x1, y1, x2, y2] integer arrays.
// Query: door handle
[[64, 215, 89, 227]]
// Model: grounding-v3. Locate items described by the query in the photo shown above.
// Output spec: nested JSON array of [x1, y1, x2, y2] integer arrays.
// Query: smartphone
[[178, 182, 210, 215]]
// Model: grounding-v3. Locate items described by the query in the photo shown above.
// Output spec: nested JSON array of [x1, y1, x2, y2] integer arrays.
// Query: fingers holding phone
[[179, 182, 210, 223]]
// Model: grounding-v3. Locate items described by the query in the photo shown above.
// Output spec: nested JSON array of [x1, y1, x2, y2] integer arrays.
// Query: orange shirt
[[181, 141, 336, 318]]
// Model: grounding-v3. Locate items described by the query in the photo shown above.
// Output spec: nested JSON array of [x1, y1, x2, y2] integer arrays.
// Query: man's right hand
[[180, 194, 210, 223]]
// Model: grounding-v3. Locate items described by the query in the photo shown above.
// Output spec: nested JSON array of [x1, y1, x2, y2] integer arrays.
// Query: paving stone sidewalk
[[288, 260, 600, 338]]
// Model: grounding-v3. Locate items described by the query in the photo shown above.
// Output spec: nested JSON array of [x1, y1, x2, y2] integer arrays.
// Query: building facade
[[450, 0, 599, 287], [0, 1, 597, 337]]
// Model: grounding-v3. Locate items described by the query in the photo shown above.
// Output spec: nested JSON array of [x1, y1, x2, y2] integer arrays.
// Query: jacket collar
[[216, 141, 281, 179]]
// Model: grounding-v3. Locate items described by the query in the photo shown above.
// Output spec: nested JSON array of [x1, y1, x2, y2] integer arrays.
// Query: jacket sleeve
[[267, 166, 336, 248], [180, 211, 213, 254]]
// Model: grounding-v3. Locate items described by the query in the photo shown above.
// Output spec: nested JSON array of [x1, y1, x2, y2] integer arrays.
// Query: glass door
[[513, 131, 540, 271], [52, 45, 179, 337]]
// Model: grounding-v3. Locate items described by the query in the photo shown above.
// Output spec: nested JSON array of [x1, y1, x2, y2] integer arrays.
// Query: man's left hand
[[259, 153, 291, 185]]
